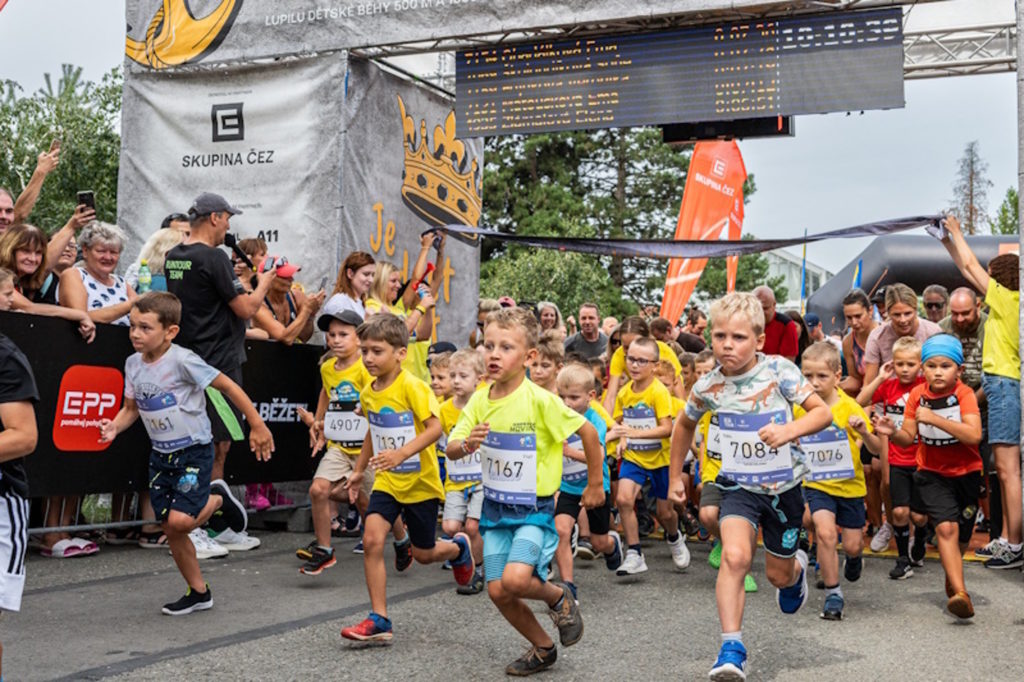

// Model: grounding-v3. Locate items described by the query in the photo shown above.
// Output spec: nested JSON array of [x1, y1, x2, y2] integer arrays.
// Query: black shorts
[[911, 470, 980, 544], [607, 455, 620, 482], [555, 491, 611, 535], [889, 464, 917, 509], [804, 488, 866, 530], [366, 491, 439, 549], [860, 448, 877, 466], [717, 478, 805, 558], [205, 366, 244, 444], [149, 442, 215, 521]]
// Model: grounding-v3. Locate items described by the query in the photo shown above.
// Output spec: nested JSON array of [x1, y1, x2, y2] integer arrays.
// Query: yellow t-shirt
[[670, 395, 686, 421], [983, 279, 1020, 380], [365, 298, 431, 383], [359, 369, 443, 503], [795, 389, 870, 498], [450, 378, 586, 498], [440, 398, 473, 493], [609, 341, 682, 378], [698, 412, 722, 484], [613, 378, 673, 469], [320, 356, 374, 456]]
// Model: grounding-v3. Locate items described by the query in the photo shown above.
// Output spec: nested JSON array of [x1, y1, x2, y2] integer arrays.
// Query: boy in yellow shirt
[[612, 337, 690, 575], [797, 342, 883, 621], [448, 308, 605, 676], [529, 332, 563, 392], [341, 315, 474, 642]]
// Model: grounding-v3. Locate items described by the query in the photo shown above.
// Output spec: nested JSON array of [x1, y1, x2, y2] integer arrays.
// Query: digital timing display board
[[456, 8, 904, 136]]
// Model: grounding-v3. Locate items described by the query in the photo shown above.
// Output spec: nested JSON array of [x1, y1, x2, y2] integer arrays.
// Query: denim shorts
[[149, 442, 214, 521], [619, 460, 670, 500], [982, 373, 1020, 445]]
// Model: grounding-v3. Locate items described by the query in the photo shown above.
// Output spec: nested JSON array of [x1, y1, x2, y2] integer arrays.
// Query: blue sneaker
[[776, 549, 809, 615], [604, 530, 623, 571], [352, 540, 364, 554], [821, 592, 844, 621], [709, 640, 747, 681], [843, 555, 863, 583]]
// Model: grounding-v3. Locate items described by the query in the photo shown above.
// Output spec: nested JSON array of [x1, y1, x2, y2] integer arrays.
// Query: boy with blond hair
[[530, 331, 564, 393]]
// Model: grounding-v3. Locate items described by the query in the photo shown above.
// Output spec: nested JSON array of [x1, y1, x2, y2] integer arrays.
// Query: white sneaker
[[668, 534, 691, 571], [188, 528, 228, 559], [210, 528, 261, 551], [870, 522, 893, 553], [616, 548, 648, 576]]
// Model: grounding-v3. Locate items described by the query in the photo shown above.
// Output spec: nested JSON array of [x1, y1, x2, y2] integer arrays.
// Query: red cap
[[259, 255, 300, 279]]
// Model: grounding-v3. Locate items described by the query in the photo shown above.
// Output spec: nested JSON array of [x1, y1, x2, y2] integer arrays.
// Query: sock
[[369, 611, 392, 629], [629, 543, 642, 554], [666, 532, 680, 543], [825, 583, 842, 598], [317, 544, 333, 553], [894, 524, 910, 558], [722, 631, 743, 644], [1010, 543, 1022, 552], [913, 524, 929, 542], [565, 581, 578, 600], [394, 536, 410, 547], [550, 592, 564, 610]]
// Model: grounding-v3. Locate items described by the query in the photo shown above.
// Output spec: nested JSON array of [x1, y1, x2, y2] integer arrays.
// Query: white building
[[763, 250, 834, 311]]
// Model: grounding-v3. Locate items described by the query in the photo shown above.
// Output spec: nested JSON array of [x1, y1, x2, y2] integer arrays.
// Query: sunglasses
[[924, 302, 946, 310]]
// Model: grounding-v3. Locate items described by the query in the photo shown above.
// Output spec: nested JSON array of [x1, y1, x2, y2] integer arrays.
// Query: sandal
[[40, 538, 85, 558], [138, 530, 169, 549], [105, 528, 140, 546], [70, 537, 100, 555]]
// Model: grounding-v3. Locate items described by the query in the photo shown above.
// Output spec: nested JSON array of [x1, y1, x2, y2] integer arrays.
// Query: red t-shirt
[[905, 382, 981, 477], [872, 376, 926, 467], [763, 313, 799, 359]]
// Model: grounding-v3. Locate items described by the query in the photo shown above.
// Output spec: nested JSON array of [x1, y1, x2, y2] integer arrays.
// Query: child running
[[669, 292, 832, 681], [529, 331, 564, 393], [611, 336, 690, 575], [341, 315, 475, 642], [440, 349, 488, 594], [447, 307, 605, 676], [98, 292, 274, 615], [796, 342, 883, 620], [554, 364, 623, 601], [873, 334, 983, 619]]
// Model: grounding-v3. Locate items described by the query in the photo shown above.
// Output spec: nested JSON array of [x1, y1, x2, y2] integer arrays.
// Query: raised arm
[[13, 144, 60, 224], [938, 215, 989, 293]]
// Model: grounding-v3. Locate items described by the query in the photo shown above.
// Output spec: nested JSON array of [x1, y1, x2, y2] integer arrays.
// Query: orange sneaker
[[947, 591, 975, 619]]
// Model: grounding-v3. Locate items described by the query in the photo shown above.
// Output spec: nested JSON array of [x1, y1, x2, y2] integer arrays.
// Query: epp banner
[[117, 52, 346, 299], [1, 312, 325, 497], [340, 59, 482, 346]]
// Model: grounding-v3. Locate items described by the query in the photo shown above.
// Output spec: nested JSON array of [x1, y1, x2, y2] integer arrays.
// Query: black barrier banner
[[435, 215, 945, 260], [0, 311, 324, 497]]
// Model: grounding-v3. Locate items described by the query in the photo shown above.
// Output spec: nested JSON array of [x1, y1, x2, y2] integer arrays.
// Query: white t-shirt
[[322, 293, 365, 320], [124, 344, 220, 452]]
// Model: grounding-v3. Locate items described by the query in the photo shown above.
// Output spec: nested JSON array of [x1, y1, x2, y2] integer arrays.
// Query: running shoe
[[505, 645, 557, 676], [394, 538, 412, 571], [984, 544, 1024, 570], [668, 534, 691, 571], [547, 582, 583, 646], [682, 512, 701, 540], [974, 537, 1004, 559], [697, 525, 711, 542], [341, 613, 393, 642], [843, 555, 863, 583], [889, 558, 913, 580], [451, 533, 475, 586], [570, 523, 580, 558], [300, 546, 337, 575], [947, 591, 975, 619], [616, 549, 648, 576], [162, 584, 213, 616], [296, 540, 317, 561], [208, 480, 247, 533], [352, 540, 364, 554], [576, 537, 596, 561], [456, 569, 485, 595], [708, 540, 722, 569], [708, 640, 747, 681], [604, 530, 624, 571], [209, 528, 261, 551], [820, 593, 844, 621], [869, 521, 893, 553], [188, 528, 228, 559], [743, 574, 758, 593], [776, 549, 809, 615], [909, 534, 927, 566]]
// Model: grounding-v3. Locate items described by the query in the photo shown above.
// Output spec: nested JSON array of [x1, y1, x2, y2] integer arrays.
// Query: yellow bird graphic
[[125, 0, 242, 69]]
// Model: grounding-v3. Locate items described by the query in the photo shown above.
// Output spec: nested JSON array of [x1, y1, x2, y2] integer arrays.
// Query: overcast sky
[[0, 0, 1016, 272]]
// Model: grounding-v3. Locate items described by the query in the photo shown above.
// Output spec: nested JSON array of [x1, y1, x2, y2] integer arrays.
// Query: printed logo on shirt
[[53, 365, 124, 452]]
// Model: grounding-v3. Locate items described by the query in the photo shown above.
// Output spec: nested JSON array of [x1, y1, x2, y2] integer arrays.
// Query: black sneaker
[[394, 539, 413, 572], [984, 544, 1024, 570], [456, 570, 485, 595], [910, 534, 928, 566], [208, 480, 247, 533], [162, 584, 213, 616], [296, 540, 317, 561], [547, 582, 583, 646], [843, 555, 863, 583], [505, 645, 557, 676], [300, 546, 337, 575], [889, 558, 914, 580]]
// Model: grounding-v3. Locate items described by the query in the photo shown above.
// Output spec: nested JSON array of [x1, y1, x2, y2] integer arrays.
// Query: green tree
[[693, 234, 787, 304], [0, 65, 122, 231], [993, 186, 1019, 235]]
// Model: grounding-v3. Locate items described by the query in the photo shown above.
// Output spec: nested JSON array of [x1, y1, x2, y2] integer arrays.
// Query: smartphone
[[76, 190, 95, 211], [50, 139, 61, 153], [319, 276, 328, 292]]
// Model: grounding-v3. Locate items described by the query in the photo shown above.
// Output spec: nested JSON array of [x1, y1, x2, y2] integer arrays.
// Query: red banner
[[660, 141, 747, 323]]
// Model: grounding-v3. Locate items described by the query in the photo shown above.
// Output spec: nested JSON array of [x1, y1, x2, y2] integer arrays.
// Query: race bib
[[623, 405, 660, 451], [480, 431, 537, 505], [137, 394, 195, 452], [802, 424, 855, 482], [562, 434, 588, 483], [448, 444, 483, 483], [884, 401, 906, 431], [918, 402, 961, 446], [368, 410, 420, 473], [705, 414, 722, 461], [718, 410, 794, 485], [324, 400, 368, 448]]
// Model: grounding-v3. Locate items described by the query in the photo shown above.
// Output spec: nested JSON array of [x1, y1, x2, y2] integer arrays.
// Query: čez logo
[[211, 102, 244, 142], [711, 158, 727, 179]]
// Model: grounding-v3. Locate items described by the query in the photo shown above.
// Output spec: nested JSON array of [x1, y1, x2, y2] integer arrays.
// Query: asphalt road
[[6, 530, 1024, 681]]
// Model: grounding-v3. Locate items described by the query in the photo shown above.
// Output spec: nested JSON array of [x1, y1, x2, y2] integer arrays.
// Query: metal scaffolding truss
[[904, 22, 1016, 79]]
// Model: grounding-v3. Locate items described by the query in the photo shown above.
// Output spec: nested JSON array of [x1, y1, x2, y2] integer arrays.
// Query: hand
[[68, 204, 96, 231], [607, 424, 628, 441], [249, 422, 275, 461], [758, 422, 792, 448], [345, 471, 364, 503], [943, 214, 962, 237], [434, 232, 446, 250], [296, 406, 316, 428], [465, 423, 490, 452], [303, 290, 326, 314], [848, 415, 868, 435], [420, 231, 436, 249], [562, 443, 585, 461], [76, 313, 96, 343], [667, 476, 687, 506], [566, 315, 576, 327], [98, 418, 116, 443], [580, 483, 605, 510], [36, 147, 60, 175], [879, 361, 894, 382], [256, 268, 277, 291], [419, 291, 436, 310], [915, 406, 935, 426], [871, 412, 896, 436], [370, 449, 405, 472]]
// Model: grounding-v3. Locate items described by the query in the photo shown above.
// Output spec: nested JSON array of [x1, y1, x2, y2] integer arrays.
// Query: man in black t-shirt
[[165, 192, 276, 481], [0, 332, 39, 677]]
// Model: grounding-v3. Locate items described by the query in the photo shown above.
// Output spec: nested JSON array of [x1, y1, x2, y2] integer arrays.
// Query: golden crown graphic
[[126, 0, 241, 69], [397, 95, 482, 243]]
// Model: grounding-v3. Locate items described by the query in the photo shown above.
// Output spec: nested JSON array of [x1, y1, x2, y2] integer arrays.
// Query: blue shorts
[[619, 460, 670, 500], [982, 373, 1020, 444], [149, 442, 214, 521], [804, 488, 866, 530], [717, 478, 805, 558], [483, 523, 559, 583]]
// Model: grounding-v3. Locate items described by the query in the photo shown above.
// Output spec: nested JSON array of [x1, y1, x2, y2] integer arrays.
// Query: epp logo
[[53, 365, 124, 452], [711, 158, 727, 179], [211, 102, 244, 142]]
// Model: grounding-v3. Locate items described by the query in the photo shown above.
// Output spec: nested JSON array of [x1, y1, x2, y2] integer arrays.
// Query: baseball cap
[[871, 286, 886, 304], [804, 312, 821, 328], [188, 192, 242, 218], [259, 255, 300, 279], [498, 296, 516, 308], [317, 309, 364, 332], [428, 341, 457, 355]]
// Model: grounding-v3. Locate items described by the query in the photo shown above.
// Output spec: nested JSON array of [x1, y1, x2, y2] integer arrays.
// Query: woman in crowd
[[125, 228, 184, 292], [323, 250, 375, 319], [839, 288, 878, 395], [470, 297, 501, 347], [537, 300, 566, 340], [58, 222, 136, 326], [785, 309, 811, 367], [251, 256, 324, 345]]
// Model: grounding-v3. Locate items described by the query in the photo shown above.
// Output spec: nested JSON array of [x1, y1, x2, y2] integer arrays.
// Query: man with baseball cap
[[805, 311, 842, 353]]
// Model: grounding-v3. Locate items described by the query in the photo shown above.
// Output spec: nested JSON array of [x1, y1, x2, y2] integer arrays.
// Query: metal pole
[[1017, 0, 1024, 552]]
